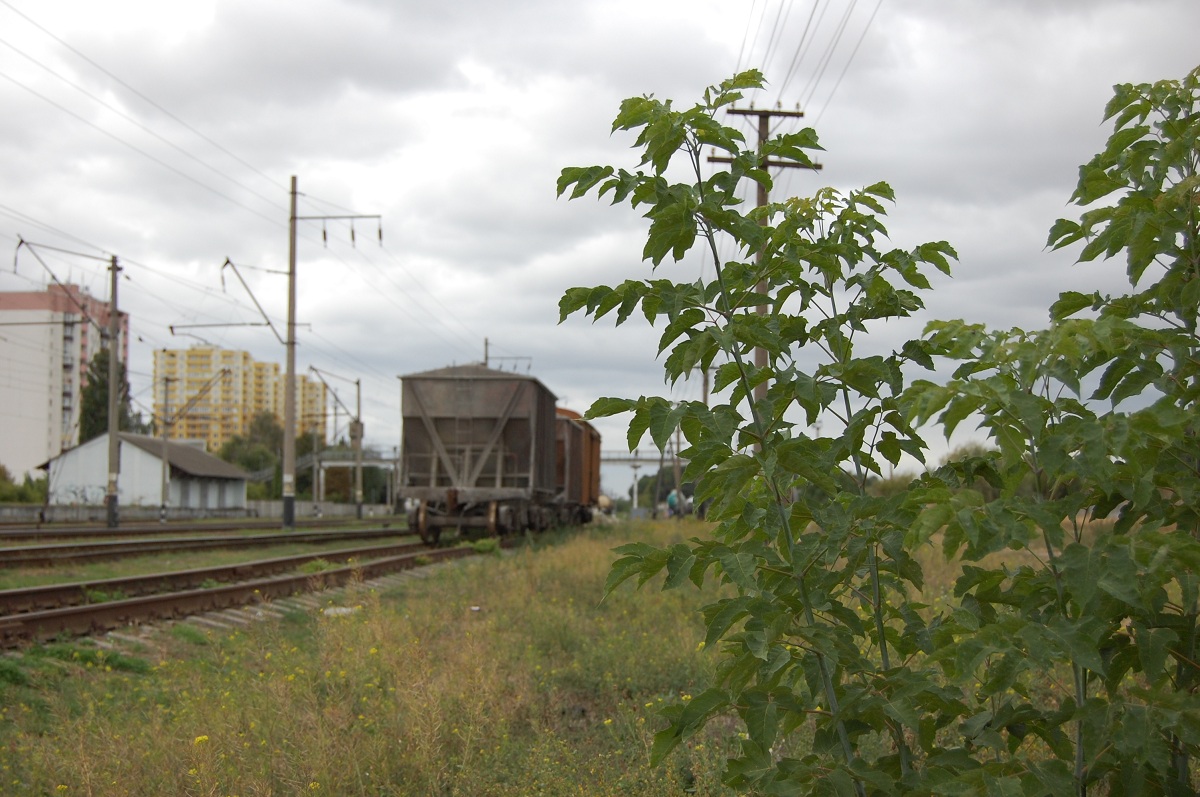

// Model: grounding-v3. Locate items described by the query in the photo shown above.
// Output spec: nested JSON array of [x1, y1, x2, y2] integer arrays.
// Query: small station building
[[43, 432, 249, 512]]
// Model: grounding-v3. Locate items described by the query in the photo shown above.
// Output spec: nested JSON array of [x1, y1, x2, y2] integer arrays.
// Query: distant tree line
[[217, 411, 389, 503]]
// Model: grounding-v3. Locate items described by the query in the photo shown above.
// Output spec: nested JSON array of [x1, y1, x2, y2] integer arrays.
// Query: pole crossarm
[[294, 214, 382, 221], [726, 107, 808, 118], [707, 106, 823, 171], [295, 212, 382, 247], [707, 155, 823, 170], [169, 322, 309, 333]]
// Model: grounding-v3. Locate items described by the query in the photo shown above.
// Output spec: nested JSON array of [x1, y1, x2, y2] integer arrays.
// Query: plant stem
[[690, 138, 863, 796]]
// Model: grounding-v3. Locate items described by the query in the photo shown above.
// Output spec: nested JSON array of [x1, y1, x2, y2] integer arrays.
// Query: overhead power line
[[0, 36, 285, 214], [800, 0, 860, 109], [0, 0, 287, 194], [0, 71, 283, 229], [814, 0, 884, 124], [776, 0, 827, 101]]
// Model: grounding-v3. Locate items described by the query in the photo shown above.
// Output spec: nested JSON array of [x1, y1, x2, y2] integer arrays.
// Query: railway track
[[0, 543, 480, 647], [0, 540, 429, 613], [0, 528, 412, 566], [0, 517, 392, 542]]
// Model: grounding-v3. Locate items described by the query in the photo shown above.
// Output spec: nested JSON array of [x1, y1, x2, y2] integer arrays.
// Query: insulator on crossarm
[[351, 225, 356, 247], [322, 224, 328, 247], [378, 224, 383, 245]]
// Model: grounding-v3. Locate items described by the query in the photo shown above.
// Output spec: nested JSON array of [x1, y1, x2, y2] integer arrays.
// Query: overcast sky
[[0, 0, 1196, 495]]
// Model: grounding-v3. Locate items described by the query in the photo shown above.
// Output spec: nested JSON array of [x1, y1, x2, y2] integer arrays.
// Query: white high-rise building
[[0, 284, 128, 479]]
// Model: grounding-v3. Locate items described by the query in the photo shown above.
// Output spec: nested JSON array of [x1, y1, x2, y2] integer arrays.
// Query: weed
[[82, 587, 127, 604], [0, 658, 28, 686], [471, 537, 499, 554], [0, 520, 737, 795], [298, 558, 333, 574], [34, 643, 151, 674], [169, 624, 210, 646]]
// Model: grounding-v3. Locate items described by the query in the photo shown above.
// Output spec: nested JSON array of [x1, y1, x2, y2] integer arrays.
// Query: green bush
[[560, 66, 1200, 795]]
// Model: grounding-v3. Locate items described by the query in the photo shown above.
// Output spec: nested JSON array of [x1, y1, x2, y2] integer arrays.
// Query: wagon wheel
[[416, 500, 441, 545]]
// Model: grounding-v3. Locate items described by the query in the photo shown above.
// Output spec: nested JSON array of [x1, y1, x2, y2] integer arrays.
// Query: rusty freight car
[[556, 407, 601, 523], [397, 364, 598, 543]]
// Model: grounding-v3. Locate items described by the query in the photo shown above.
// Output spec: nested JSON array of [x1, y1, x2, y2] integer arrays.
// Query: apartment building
[[153, 346, 326, 452], [0, 283, 128, 479]]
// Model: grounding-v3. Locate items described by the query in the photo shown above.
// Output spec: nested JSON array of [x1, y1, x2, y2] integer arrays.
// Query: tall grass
[[0, 519, 736, 796]]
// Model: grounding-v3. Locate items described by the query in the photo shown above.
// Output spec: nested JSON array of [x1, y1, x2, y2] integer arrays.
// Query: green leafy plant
[[299, 558, 334, 575], [472, 538, 500, 554], [169, 623, 211, 646], [560, 66, 1200, 795], [82, 587, 126, 604], [907, 66, 1200, 795], [559, 71, 959, 795]]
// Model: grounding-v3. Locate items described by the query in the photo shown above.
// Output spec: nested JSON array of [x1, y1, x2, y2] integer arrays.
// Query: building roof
[[38, 433, 249, 481], [401, 363, 557, 396], [402, 363, 532, 380], [118, 433, 249, 480]]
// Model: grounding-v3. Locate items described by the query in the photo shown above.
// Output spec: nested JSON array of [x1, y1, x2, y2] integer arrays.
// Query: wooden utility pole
[[710, 107, 821, 403], [105, 255, 121, 528]]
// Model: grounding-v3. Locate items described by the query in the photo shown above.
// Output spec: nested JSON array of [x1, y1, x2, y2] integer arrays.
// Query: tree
[[560, 66, 1200, 795], [218, 411, 283, 475], [0, 464, 46, 504], [908, 65, 1200, 794], [560, 71, 954, 795], [79, 347, 148, 443]]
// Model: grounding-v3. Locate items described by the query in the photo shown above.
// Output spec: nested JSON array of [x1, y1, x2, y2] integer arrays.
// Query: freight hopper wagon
[[556, 407, 601, 525], [398, 364, 599, 543]]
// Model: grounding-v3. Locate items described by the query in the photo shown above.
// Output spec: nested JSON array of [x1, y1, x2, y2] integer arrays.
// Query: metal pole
[[311, 419, 319, 517], [105, 255, 121, 528], [673, 425, 684, 516], [631, 461, 640, 510], [653, 447, 665, 519], [353, 379, 363, 519], [283, 176, 298, 529], [161, 370, 171, 523], [396, 375, 403, 515], [387, 446, 396, 510]]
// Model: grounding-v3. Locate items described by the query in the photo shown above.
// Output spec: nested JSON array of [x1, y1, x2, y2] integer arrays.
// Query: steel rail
[[0, 517, 388, 541], [0, 529, 412, 567], [0, 540, 429, 614], [0, 545, 479, 647]]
